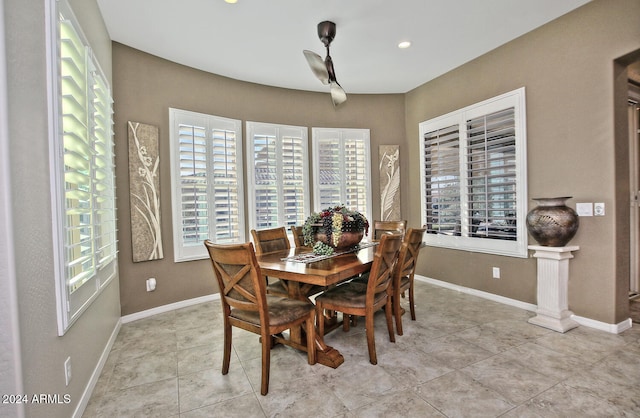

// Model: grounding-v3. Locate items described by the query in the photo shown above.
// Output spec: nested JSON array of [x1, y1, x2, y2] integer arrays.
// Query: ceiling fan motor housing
[[317, 21, 336, 47]]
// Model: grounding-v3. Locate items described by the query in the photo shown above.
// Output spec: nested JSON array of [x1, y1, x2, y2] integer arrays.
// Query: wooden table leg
[[287, 282, 344, 368]]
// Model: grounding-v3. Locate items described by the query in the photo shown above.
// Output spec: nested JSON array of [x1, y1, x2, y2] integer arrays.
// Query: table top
[[256, 244, 377, 287]]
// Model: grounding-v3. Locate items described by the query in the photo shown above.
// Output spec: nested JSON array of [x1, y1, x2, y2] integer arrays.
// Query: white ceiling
[[96, 0, 591, 95]]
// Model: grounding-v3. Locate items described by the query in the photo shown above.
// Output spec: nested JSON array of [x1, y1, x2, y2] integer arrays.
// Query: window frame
[[169, 108, 245, 262], [48, 0, 117, 335], [245, 121, 310, 233], [419, 87, 528, 258], [311, 128, 373, 224]]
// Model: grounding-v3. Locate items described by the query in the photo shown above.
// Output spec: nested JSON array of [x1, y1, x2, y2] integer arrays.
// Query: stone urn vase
[[526, 197, 579, 247]]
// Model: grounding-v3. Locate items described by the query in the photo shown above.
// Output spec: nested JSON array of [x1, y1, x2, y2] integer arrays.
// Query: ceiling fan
[[303, 21, 347, 107]]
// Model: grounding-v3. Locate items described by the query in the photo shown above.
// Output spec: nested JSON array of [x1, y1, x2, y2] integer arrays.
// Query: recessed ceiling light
[[225, 0, 238, 3], [398, 41, 412, 49]]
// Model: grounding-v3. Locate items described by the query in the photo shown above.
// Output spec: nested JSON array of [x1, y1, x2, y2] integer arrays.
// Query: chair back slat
[[290, 225, 310, 248], [372, 220, 407, 241], [204, 240, 267, 316], [367, 234, 403, 298], [395, 228, 426, 279], [251, 227, 290, 255]]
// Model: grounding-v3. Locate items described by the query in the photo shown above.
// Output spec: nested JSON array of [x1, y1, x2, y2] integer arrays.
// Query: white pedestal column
[[528, 245, 579, 333]]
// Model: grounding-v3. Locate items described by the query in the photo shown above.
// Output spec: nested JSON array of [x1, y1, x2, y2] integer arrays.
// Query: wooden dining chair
[[290, 225, 311, 248], [314, 233, 403, 365], [372, 220, 407, 241], [251, 227, 291, 297], [391, 227, 426, 335], [204, 240, 316, 396]]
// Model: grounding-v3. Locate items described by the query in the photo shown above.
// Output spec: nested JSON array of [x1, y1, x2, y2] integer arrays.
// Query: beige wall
[[5, 0, 120, 417], [406, 0, 640, 324], [112, 43, 406, 315], [5, 1, 639, 415]]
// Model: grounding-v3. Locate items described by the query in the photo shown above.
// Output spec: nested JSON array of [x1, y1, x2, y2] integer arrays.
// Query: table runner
[[281, 241, 378, 263]]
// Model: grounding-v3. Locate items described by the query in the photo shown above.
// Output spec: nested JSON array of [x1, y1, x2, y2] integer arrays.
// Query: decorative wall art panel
[[379, 145, 401, 221], [128, 121, 163, 262]]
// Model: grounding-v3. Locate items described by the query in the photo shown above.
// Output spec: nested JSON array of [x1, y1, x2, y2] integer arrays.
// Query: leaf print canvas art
[[379, 145, 401, 221], [128, 121, 163, 262]]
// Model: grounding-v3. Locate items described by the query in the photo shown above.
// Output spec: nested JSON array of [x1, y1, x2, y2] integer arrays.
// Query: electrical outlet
[[64, 356, 72, 386], [594, 202, 605, 216], [492, 267, 500, 279]]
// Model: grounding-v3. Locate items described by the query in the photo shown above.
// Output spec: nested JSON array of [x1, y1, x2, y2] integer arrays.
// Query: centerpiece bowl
[[303, 206, 369, 252]]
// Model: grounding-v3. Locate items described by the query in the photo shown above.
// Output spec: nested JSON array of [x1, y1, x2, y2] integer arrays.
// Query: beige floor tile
[[82, 281, 640, 417]]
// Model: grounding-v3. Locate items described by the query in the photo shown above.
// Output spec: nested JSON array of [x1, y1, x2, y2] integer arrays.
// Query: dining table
[[256, 242, 378, 368]]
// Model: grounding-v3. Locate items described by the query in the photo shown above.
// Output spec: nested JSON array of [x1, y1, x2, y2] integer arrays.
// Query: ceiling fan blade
[[303, 50, 329, 85], [330, 81, 347, 106]]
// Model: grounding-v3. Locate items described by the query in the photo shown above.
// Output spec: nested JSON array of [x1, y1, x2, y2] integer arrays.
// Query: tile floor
[[83, 281, 640, 417]]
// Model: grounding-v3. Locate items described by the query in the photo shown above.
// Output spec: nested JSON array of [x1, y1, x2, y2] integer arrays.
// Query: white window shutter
[[169, 109, 244, 261]]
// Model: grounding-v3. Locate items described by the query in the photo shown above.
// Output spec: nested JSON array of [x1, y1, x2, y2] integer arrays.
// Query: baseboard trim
[[121, 293, 220, 324], [416, 275, 634, 334], [416, 275, 537, 312], [571, 315, 633, 334], [72, 319, 121, 418]]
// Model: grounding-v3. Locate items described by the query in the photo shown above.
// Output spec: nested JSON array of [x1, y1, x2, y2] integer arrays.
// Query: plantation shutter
[[419, 87, 527, 258], [423, 124, 461, 236], [170, 109, 244, 261], [466, 108, 517, 240], [247, 123, 308, 231], [312, 128, 372, 222], [55, 0, 117, 332]]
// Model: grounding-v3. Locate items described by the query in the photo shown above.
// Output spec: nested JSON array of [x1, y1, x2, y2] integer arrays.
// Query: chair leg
[[365, 312, 377, 365], [409, 283, 416, 320], [385, 301, 396, 343], [222, 321, 232, 374], [343, 314, 351, 332], [260, 330, 271, 396], [393, 292, 404, 336]]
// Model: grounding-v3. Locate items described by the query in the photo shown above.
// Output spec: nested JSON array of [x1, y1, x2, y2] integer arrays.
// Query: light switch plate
[[594, 202, 605, 216], [576, 203, 593, 216]]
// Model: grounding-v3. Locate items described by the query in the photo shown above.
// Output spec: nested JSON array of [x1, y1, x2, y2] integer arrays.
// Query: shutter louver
[[253, 134, 279, 229], [179, 124, 209, 244], [423, 125, 461, 236], [466, 108, 517, 240], [317, 138, 342, 207], [211, 129, 240, 243], [343, 138, 368, 213], [282, 135, 305, 227]]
